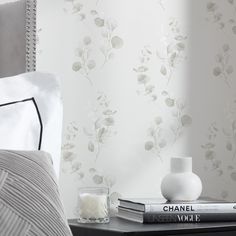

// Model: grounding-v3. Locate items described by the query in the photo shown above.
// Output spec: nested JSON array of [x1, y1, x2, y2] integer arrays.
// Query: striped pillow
[[0, 150, 72, 236]]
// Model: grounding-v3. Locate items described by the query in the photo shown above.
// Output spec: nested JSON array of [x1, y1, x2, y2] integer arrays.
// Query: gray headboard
[[0, 0, 36, 78]]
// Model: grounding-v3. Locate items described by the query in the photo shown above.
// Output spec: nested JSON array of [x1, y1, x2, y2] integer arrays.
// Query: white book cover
[[119, 198, 236, 213]]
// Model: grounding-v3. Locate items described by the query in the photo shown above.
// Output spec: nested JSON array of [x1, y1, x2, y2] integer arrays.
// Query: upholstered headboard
[[0, 0, 36, 78]]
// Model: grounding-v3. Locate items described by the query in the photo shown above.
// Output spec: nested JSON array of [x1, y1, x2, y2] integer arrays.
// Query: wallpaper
[[37, 0, 236, 218]]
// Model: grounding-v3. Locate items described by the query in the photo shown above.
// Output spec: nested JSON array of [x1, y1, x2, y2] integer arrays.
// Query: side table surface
[[69, 217, 236, 236]]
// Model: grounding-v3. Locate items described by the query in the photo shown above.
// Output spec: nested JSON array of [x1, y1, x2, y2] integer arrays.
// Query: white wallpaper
[[37, 0, 236, 218]]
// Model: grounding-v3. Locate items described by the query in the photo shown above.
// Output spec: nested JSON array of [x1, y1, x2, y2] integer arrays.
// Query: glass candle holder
[[76, 187, 110, 224]]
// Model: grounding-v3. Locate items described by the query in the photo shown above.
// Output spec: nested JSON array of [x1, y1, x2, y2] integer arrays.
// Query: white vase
[[161, 157, 202, 201]]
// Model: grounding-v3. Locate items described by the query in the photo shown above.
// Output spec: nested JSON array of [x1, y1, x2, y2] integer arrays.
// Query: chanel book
[[118, 198, 236, 213], [117, 206, 236, 223]]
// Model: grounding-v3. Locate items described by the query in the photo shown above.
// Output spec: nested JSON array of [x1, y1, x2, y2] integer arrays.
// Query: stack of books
[[117, 198, 236, 223]]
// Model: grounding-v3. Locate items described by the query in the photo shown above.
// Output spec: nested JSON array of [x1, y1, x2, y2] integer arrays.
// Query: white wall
[[37, 0, 236, 218]]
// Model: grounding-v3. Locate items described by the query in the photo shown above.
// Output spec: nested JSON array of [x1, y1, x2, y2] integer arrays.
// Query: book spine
[[143, 213, 236, 223], [145, 203, 236, 213]]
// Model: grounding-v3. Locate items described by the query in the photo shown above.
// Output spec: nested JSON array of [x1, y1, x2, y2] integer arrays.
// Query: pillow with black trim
[[0, 72, 63, 177], [0, 150, 72, 236], [0, 98, 42, 150]]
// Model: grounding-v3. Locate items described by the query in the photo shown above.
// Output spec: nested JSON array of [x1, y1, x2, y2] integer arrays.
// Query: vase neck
[[171, 157, 192, 173]]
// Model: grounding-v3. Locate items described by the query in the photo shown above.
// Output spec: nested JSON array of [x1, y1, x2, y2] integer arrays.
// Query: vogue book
[[117, 207, 236, 223]]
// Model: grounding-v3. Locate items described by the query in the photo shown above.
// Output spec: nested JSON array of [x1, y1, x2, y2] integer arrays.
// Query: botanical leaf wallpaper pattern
[[61, 118, 120, 213], [206, 0, 236, 33], [66, 0, 124, 72], [213, 44, 233, 87], [156, 18, 187, 85], [83, 93, 117, 160], [202, 99, 236, 187], [144, 94, 192, 160], [37, 0, 236, 218], [72, 36, 96, 85]]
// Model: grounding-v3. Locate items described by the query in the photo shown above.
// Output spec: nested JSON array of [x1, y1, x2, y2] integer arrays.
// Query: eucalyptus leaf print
[[65, 0, 124, 67], [72, 36, 96, 85], [134, 46, 157, 101], [206, 1, 236, 34], [202, 99, 236, 182], [145, 116, 166, 160], [88, 168, 117, 189], [93, 174, 103, 184], [201, 122, 226, 177], [206, 2, 224, 29], [202, 123, 218, 160], [202, 121, 236, 180], [157, 0, 165, 11], [222, 125, 236, 159], [213, 44, 233, 87], [64, 0, 86, 20], [221, 190, 229, 199], [61, 122, 84, 179], [62, 121, 79, 155], [90, 12, 124, 65], [222, 99, 236, 159], [84, 93, 117, 160], [87, 168, 122, 215], [162, 92, 192, 142], [156, 18, 187, 85]]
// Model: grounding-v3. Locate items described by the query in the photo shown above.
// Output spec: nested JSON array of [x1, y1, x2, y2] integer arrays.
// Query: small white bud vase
[[161, 157, 202, 201]]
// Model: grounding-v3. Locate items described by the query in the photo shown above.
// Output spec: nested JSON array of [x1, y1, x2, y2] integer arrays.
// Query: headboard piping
[[26, 0, 37, 72]]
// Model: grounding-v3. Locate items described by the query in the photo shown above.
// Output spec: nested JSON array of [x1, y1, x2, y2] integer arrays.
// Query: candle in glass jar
[[77, 187, 110, 223], [79, 193, 108, 219]]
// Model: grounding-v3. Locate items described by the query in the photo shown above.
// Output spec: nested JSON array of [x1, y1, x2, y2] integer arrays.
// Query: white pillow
[[0, 72, 63, 177]]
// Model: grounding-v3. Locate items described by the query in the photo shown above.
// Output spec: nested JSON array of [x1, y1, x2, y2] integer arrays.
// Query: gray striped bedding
[[0, 150, 72, 236]]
